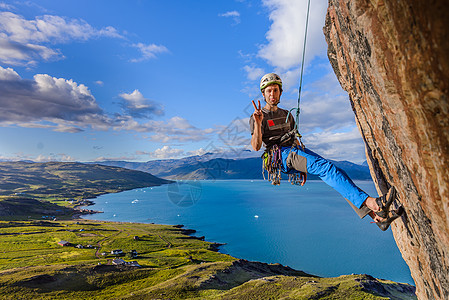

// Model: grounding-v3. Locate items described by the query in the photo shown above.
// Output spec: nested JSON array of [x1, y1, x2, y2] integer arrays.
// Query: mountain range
[[95, 152, 372, 181]]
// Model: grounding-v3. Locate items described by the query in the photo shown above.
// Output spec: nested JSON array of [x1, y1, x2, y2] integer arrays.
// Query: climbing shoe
[[374, 186, 397, 218], [376, 206, 404, 231]]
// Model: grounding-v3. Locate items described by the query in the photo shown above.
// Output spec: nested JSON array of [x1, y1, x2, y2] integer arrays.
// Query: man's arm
[[251, 100, 263, 151], [251, 121, 263, 151]]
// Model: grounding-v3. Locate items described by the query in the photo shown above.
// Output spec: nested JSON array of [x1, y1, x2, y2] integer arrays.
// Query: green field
[[0, 220, 234, 299], [0, 220, 417, 299]]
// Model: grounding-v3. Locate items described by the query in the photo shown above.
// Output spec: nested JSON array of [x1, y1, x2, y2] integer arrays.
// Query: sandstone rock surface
[[323, 0, 449, 299]]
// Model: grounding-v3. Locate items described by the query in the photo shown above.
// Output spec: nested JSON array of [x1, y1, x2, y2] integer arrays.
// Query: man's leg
[[284, 147, 370, 211], [283, 147, 403, 227], [286, 151, 307, 173], [346, 199, 372, 219]]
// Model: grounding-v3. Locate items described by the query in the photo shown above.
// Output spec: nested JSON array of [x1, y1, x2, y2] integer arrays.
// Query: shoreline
[[71, 216, 227, 253], [75, 180, 414, 286], [70, 181, 176, 219], [76, 187, 228, 252]]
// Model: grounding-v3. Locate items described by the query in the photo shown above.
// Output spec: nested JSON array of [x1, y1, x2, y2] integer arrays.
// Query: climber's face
[[263, 84, 282, 107]]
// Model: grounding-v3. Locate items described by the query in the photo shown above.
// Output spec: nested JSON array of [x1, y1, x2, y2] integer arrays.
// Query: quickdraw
[[288, 173, 306, 185], [262, 144, 282, 185], [288, 142, 307, 186]]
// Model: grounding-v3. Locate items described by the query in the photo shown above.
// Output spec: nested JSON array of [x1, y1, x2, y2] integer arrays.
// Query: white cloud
[[34, 153, 76, 162], [0, 11, 123, 65], [145, 117, 215, 143], [94, 80, 104, 86], [302, 127, 366, 163], [0, 67, 217, 143], [130, 42, 169, 62], [151, 146, 185, 159], [97, 26, 122, 39], [103, 115, 214, 143], [243, 65, 265, 80], [219, 10, 241, 25], [0, 3, 15, 10], [238, 50, 255, 63], [0, 152, 76, 162], [0, 12, 122, 43], [0, 65, 19, 80], [119, 89, 164, 118], [0, 66, 104, 131], [0, 38, 61, 66], [183, 146, 260, 160], [143, 146, 251, 160], [276, 67, 355, 134], [53, 124, 84, 133], [215, 117, 251, 148], [119, 89, 149, 109], [278, 67, 301, 92], [258, 0, 328, 70], [219, 11, 240, 18], [166, 116, 195, 130], [0, 67, 123, 132], [186, 148, 208, 157], [136, 146, 238, 160], [94, 155, 138, 162], [240, 0, 328, 97]]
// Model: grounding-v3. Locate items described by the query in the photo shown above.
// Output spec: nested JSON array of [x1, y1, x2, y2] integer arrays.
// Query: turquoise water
[[82, 180, 414, 285]]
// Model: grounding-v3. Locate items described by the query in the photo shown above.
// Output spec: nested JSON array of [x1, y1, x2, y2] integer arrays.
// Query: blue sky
[[0, 0, 367, 164]]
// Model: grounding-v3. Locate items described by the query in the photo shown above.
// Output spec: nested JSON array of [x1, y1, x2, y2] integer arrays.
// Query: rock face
[[323, 1, 449, 299]]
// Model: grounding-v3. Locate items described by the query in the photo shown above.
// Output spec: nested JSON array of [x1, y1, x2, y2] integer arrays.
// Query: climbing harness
[[262, 0, 311, 186]]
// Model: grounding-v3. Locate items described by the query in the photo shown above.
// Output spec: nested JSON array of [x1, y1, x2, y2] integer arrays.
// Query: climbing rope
[[286, 0, 311, 144]]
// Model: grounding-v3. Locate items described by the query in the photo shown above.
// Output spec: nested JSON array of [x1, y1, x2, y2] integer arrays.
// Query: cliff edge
[[323, 0, 448, 299]]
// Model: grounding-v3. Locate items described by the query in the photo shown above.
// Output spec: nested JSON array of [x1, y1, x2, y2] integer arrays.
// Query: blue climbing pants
[[281, 146, 369, 208]]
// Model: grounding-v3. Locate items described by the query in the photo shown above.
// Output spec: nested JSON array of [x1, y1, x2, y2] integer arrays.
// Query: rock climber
[[250, 73, 403, 231]]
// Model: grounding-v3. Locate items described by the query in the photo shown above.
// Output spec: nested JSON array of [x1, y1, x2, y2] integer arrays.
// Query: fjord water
[[82, 180, 414, 285]]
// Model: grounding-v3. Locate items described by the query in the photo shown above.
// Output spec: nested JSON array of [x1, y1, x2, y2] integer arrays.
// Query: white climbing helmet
[[260, 73, 282, 92]]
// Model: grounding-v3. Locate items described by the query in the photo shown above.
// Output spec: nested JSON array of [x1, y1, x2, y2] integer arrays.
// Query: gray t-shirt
[[249, 107, 296, 149]]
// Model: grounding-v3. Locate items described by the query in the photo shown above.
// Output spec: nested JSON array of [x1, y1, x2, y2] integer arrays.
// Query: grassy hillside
[[0, 220, 416, 299], [0, 197, 75, 220], [0, 161, 172, 202]]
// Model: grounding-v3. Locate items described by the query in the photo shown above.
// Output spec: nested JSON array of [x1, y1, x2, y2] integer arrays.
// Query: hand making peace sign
[[252, 100, 263, 125]]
